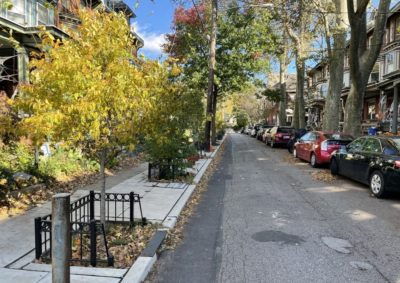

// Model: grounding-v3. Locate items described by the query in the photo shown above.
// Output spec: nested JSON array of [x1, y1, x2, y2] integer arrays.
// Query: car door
[[338, 137, 366, 178], [303, 132, 317, 162], [355, 137, 383, 183], [296, 132, 311, 159], [268, 127, 277, 144]]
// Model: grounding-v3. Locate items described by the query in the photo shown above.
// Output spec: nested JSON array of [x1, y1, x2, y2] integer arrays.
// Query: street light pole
[[205, 0, 217, 152]]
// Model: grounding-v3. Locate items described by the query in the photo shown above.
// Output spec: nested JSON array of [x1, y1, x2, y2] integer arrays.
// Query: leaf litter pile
[[283, 154, 301, 165], [67, 223, 158, 268], [311, 170, 338, 183]]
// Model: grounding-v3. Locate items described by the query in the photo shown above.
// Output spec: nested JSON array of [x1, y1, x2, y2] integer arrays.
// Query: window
[[7, 0, 26, 25], [343, 72, 350, 88], [386, 52, 395, 73], [362, 138, 382, 153], [367, 100, 376, 120], [37, 2, 47, 25], [348, 138, 365, 153], [320, 83, 328, 97], [300, 132, 312, 141], [309, 133, 317, 141], [390, 21, 396, 42]]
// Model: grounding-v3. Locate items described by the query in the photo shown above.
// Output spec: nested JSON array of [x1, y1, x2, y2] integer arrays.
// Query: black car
[[330, 136, 400, 198], [287, 128, 308, 153]]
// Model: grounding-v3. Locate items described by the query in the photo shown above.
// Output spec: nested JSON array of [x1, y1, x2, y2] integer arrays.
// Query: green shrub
[[38, 147, 99, 180], [0, 143, 34, 173]]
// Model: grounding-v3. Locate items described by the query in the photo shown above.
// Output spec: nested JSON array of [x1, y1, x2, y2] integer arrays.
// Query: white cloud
[[132, 22, 166, 56]]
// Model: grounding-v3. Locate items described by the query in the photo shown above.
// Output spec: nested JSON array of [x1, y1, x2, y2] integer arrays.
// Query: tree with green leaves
[[144, 60, 204, 173], [164, 0, 277, 143], [15, 9, 155, 225]]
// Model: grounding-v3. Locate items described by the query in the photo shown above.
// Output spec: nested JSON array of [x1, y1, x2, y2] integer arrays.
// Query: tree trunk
[[99, 149, 107, 226], [323, 32, 346, 131], [344, 0, 390, 136], [292, 86, 299, 129], [292, 55, 306, 129], [343, 78, 366, 135], [278, 54, 288, 126], [211, 86, 218, 145], [204, 0, 217, 151], [322, 0, 347, 132], [34, 146, 39, 169]]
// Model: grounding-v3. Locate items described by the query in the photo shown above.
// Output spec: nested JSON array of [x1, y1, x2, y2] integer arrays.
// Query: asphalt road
[[151, 133, 400, 283]]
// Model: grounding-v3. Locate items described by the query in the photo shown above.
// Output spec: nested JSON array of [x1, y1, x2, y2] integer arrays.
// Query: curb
[[124, 135, 227, 283], [121, 230, 167, 283]]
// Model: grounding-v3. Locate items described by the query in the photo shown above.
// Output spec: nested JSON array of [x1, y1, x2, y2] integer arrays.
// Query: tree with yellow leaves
[[15, 9, 155, 225]]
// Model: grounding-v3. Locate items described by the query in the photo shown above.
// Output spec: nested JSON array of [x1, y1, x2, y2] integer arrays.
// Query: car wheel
[[293, 147, 297, 158], [330, 158, 339, 175], [310, 153, 318, 168], [370, 170, 386, 198]]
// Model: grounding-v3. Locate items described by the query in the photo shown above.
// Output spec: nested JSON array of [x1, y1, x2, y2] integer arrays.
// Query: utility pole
[[205, 0, 217, 152]]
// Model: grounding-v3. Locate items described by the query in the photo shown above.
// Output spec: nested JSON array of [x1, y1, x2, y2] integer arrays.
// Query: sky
[[128, 1, 178, 59], [127, 0, 398, 65]]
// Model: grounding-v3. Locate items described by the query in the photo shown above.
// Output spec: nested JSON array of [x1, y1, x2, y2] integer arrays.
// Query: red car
[[266, 126, 295, 148], [294, 131, 354, 167]]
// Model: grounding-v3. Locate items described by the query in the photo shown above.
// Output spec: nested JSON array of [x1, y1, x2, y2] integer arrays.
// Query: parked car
[[257, 125, 273, 141], [262, 127, 272, 142], [244, 126, 253, 135], [330, 136, 400, 198], [251, 124, 262, 137], [266, 126, 295, 148], [294, 131, 354, 167], [287, 128, 308, 154]]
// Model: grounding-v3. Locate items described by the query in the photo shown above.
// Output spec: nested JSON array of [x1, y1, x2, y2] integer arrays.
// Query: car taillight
[[395, 160, 400, 169], [321, 140, 328, 151], [275, 133, 282, 139]]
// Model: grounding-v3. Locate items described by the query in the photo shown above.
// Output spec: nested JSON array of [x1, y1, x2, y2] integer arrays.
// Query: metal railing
[[34, 190, 146, 267], [148, 162, 179, 181]]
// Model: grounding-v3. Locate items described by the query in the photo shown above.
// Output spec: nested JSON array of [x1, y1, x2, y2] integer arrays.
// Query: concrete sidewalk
[[0, 148, 218, 283]]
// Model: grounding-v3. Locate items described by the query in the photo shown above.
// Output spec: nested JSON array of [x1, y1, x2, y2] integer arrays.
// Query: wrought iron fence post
[[90, 220, 97, 267], [148, 163, 152, 180], [89, 190, 95, 221], [129, 192, 134, 226], [34, 217, 42, 260]]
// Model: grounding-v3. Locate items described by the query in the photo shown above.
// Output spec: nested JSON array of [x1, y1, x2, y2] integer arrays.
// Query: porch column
[[17, 47, 28, 83], [392, 83, 399, 134]]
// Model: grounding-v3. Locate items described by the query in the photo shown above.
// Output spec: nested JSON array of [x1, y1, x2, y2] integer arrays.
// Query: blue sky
[[127, 0, 398, 65], [128, 1, 178, 59]]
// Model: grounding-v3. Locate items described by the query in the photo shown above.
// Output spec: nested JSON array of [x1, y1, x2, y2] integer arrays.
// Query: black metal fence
[[148, 162, 179, 181], [34, 190, 146, 267]]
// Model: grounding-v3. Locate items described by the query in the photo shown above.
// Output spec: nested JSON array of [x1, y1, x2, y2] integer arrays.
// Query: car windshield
[[388, 138, 400, 151], [324, 134, 353, 141], [278, 128, 294, 133]]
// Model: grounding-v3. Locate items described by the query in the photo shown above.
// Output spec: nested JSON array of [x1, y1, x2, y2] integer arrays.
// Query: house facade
[[0, 0, 143, 99], [306, 2, 400, 133]]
